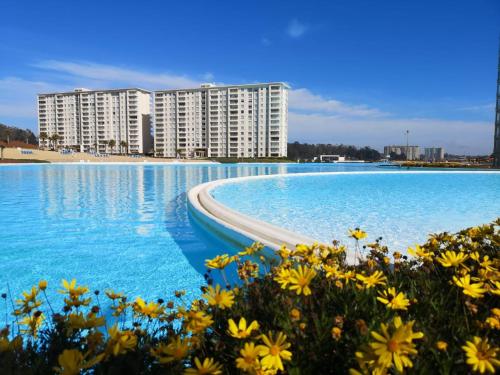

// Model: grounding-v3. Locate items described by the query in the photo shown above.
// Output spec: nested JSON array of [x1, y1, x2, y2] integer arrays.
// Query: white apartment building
[[424, 147, 444, 161], [153, 82, 289, 158], [38, 88, 152, 154], [384, 145, 421, 161]]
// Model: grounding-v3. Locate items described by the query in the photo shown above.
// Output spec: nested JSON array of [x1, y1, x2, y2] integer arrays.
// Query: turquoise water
[[0, 163, 378, 319], [212, 172, 500, 253]]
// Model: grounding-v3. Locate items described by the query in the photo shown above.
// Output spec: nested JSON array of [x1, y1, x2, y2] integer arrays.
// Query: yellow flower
[[184, 357, 222, 374], [377, 288, 410, 310], [205, 254, 232, 269], [436, 251, 468, 267], [331, 327, 342, 341], [436, 341, 448, 351], [105, 290, 124, 300], [323, 263, 341, 279], [227, 317, 259, 339], [369, 316, 424, 373], [66, 312, 105, 332], [259, 331, 292, 371], [462, 337, 500, 374], [54, 349, 104, 375], [356, 271, 387, 289], [349, 229, 367, 240], [151, 336, 191, 364], [38, 280, 48, 291], [340, 270, 356, 284], [288, 265, 316, 296], [16, 286, 42, 314], [277, 245, 292, 259], [59, 279, 89, 298], [106, 325, 137, 357], [453, 274, 487, 298], [290, 308, 301, 321], [238, 242, 264, 256], [184, 310, 214, 334], [20, 312, 44, 338], [407, 245, 433, 260], [236, 342, 263, 372], [273, 267, 293, 289], [133, 297, 164, 319], [202, 285, 234, 310]]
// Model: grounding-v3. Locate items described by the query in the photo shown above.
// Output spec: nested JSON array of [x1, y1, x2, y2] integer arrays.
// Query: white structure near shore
[[153, 83, 289, 158], [38, 88, 152, 154]]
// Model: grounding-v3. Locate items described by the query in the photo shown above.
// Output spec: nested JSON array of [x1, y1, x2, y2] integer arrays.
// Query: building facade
[[38, 88, 152, 154], [383, 145, 420, 160], [153, 83, 289, 158], [423, 147, 444, 162]]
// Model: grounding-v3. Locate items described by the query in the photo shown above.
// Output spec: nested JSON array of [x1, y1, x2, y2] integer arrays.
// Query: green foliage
[[0, 124, 37, 145], [0, 221, 499, 374]]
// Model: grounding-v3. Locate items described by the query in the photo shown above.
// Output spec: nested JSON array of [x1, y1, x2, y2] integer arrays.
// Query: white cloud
[[286, 19, 307, 38], [33, 60, 202, 90], [289, 88, 387, 117], [0, 77, 71, 118], [289, 112, 493, 155], [459, 103, 495, 112]]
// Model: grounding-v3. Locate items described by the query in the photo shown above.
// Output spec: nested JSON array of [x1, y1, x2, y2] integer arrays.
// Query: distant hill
[[0, 123, 38, 145]]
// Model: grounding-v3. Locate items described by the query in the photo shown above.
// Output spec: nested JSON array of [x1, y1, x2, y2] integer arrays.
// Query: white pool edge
[[188, 170, 500, 258]]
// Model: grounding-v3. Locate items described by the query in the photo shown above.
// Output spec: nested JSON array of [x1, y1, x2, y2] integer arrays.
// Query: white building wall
[[38, 89, 151, 154], [153, 82, 289, 158]]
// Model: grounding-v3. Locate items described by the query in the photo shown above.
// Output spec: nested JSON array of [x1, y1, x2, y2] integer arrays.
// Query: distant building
[[424, 147, 445, 162], [38, 88, 152, 154], [318, 155, 345, 162], [384, 145, 420, 160], [494, 48, 500, 168]]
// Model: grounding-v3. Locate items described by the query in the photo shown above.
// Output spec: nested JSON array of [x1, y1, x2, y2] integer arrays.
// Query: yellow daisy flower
[[462, 337, 500, 374]]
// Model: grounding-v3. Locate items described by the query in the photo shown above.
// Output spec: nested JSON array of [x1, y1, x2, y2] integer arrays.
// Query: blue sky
[[0, 0, 498, 154]]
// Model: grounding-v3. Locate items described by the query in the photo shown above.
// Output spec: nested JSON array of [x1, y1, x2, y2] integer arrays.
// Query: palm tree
[[119, 141, 128, 154], [39, 132, 48, 149], [50, 134, 60, 150], [0, 144, 5, 160], [108, 139, 116, 154]]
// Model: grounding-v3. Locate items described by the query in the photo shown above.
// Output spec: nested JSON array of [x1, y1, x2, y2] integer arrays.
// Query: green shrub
[[1, 220, 499, 374]]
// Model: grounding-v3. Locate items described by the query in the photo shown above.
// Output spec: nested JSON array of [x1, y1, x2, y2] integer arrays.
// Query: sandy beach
[[0, 147, 216, 164]]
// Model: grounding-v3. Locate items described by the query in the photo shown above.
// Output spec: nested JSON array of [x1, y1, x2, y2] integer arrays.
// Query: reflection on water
[[0, 163, 377, 319]]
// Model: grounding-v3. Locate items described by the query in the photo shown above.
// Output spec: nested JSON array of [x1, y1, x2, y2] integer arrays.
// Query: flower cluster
[[0, 219, 498, 374]]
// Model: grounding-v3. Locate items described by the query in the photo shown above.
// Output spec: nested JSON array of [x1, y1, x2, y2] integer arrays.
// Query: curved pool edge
[[187, 177, 320, 253], [188, 170, 500, 260]]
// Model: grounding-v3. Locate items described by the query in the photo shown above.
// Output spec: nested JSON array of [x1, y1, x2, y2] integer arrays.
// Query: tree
[[50, 134, 61, 150], [0, 144, 5, 160], [39, 132, 48, 149], [108, 139, 116, 153], [119, 141, 128, 154]]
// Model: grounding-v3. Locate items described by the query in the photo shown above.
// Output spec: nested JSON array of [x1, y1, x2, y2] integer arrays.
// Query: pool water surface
[[0, 163, 378, 318]]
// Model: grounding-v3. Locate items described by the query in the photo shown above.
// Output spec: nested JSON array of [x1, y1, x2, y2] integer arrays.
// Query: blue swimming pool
[[0, 162, 380, 318], [211, 171, 500, 254]]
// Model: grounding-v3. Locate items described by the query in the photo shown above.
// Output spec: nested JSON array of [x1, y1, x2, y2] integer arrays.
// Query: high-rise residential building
[[424, 147, 445, 162], [494, 48, 500, 168], [38, 88, 152, 154], [383, 145, 420, 160], [153, 82, 289, 158]]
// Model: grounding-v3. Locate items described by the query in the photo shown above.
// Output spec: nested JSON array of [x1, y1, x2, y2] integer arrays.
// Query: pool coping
[[187, 170, 500, 255]]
